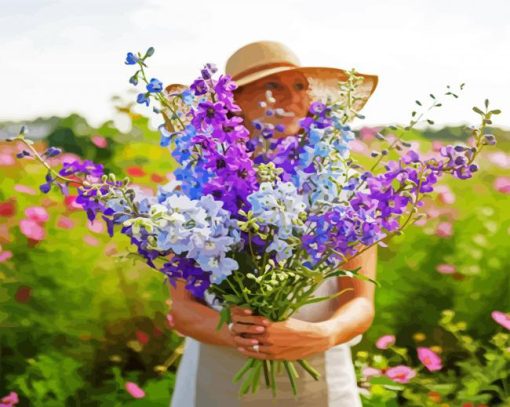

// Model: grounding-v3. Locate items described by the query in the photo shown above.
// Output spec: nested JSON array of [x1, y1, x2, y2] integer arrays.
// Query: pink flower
[[57, 216, 74, 229], [376, 335, 395, 349], [14, 184, 36, 195], [0, 153, 15, 166], [362, 366, 381, 379], [359, 127, 379, 141], [491, 311, 510, 330], [25, 206, 49, 223], [487, 151, 510, 169], [385, 365, 416, 383], [431, 140, 443, 152], [436, 263, 456, 274], [0, 250, 13, 263], [349, 139, 369, 154], [19, 219, 45, 241], [417, 347, 443, 372], [494, 177, 510, 194], [435, 185, 455, 205], [435, 222, 453, 238], [125, 382, 145, 399], [91, 135, 108, 148], [104, 242, 118, 256], [0, 391, 19, 406], [87, 219, 104, 234], [83, 235, 99, 246]]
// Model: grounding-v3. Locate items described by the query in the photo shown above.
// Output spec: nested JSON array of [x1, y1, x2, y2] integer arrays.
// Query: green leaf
[[215, 307, 231, 331], [472, 106, 483, 115]]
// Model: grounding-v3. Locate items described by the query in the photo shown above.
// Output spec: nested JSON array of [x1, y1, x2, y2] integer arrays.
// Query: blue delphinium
[[248, 180, 307, 240], [125, 52, 139, 65], [137, 93, 150, 106], [124, 184, 242, 285], [146, 78, 163, 93]]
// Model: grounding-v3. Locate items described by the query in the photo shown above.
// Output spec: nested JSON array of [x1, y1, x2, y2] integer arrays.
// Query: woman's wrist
[[306, 321, 336, 353]]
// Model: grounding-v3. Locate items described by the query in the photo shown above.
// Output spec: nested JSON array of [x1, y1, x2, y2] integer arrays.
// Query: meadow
[[1, 106, 509, 406]]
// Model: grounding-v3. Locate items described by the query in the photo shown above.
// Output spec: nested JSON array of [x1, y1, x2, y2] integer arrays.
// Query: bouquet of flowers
[[8, 47, 500, 397]]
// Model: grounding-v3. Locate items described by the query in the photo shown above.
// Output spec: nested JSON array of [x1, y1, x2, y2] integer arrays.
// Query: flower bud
[[483, 134, 496, 145]]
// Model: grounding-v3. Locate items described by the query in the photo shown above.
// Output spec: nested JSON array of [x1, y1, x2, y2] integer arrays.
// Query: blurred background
[[1, 0, 509, 405]]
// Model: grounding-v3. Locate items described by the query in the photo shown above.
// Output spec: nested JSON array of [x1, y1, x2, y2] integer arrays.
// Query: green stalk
[[262, 360, 271, 388], [297, 359, 321, 380], [251, 360, 263, 393], [233, 358, 256, 383], [270, 360, 277, 397], [283, 361, 298, 396]]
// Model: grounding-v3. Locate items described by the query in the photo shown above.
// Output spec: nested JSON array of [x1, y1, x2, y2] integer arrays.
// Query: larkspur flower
[[129, 75, 138, 86], [248, 181, 307, 240], [190, 78, 208, 96], [125, 52, 139, 65], [146, 78, 163, 93], [137, 93, 150, 106]]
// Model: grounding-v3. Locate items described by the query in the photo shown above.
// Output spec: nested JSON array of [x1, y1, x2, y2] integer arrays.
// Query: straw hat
[[225, 40, 378, 111]]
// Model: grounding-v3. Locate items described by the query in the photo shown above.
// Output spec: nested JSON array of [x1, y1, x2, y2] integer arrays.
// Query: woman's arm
[[317, 244, 378, 347], [230, 245, 378, 360], [168, 278, 236, 347]]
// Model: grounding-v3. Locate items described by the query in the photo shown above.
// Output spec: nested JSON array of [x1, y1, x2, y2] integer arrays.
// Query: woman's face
[[233, 70, 311, 138]]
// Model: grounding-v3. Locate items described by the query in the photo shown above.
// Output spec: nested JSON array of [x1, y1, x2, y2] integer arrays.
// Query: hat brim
[[234, 66, 378, 112]]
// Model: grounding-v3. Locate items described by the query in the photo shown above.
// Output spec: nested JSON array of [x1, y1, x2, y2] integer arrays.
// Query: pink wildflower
[[25, 206, 49, 223], [56, 216, 74, 229], [91, 135, 108, 148], [494, 177, 510, 194], [19, 219, 45, 241], [435, 222, 453, 237], [125, 382, 145, 399], [0, 391, 19, 406], [491, 311, 510, 330], [417, 347, 443, 371], [376, 335, 395, 350], [362, 366, 381, 380], [436, 263, 456, 274], [14, 184, 36, 195], [385, 365, 416, 383]]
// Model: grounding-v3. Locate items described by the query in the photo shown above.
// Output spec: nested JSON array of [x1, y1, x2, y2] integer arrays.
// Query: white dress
[[170, 277, 362, 406]]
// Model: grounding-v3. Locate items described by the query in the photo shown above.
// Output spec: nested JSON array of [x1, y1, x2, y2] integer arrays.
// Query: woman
[[169, 40, 379, 406]]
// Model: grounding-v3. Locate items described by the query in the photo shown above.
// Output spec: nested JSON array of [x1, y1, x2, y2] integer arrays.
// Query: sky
[[1, 0, 509, 131]]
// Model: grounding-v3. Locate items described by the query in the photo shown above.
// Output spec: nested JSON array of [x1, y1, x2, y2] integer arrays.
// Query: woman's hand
[[229, 306, 331, 360]]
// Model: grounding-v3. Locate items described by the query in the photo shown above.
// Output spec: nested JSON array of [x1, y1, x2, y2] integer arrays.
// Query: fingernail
[[261, 319, 269, 325], [244, 309, 252, 315], [251, 340, 258, 345], [238, 347, 244, 352], [255, 326, 265, 332]]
